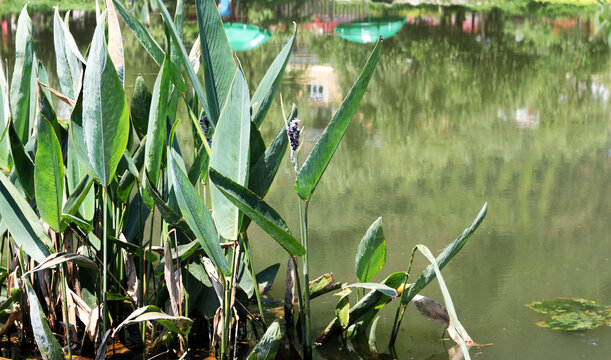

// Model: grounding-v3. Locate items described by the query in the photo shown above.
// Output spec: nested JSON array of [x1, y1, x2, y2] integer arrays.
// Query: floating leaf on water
[[526, 298, 611, 331]]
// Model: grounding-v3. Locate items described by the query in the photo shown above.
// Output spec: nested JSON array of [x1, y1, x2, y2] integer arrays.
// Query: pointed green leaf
[[130, 75, 152, 140], [345, 282, 397, 297], [69, 91, 96, 179], [209, 168, 305, 257], [113, 305, 193, 337], [195, 0, 236, 126], [112, 0, 164, 65], [168, 149, 230, 276], [8, 122, 34, 199], [63, 174, 94, 217], [24, 252, 97, 276], [209, 67, 250, 240], [188, 143, 210, 185], [66, 122, 94, 221], [106, 0, 125, 86], [118, 138, 146, 202], [82, 13, 130, 186], [355, 217, 386, 283], [25, 279, 64, 360], [0, 59, 11, 170], [9, 6, 34, 143], [154, 0, 211, 123], [141, 57, 171, 209], [295, 38, 381, 200], [0, 172, 51, 263], [401, 203, 487, 305], [247, 320, 282, 360], [53, 8, 81, 103], [251, 26, 296, 127], [34, 117, 64, 232]]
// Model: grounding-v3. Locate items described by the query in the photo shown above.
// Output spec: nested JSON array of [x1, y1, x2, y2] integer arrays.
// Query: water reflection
[[0, 4, 610, 359]]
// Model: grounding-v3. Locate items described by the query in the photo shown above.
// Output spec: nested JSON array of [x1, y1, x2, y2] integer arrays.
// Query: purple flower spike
[[287, 117, 301, 172], [199, 114, 212, 145]]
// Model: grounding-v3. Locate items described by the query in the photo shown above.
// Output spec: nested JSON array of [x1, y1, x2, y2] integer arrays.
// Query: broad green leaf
[[209, 168, 305, 257], [0, 59, 10, 170], [117, 138, 146, 202], [249, 125, 288, 198], [34, 117, 64, 232], [210, 68, 250, 240], [295, 38, 381, 200], [168, 149, 230, 276], [123, 192, 151, 245], [24, 252, 97, 276], [144, 172, 195, 239], [401, 203, 487, 305], [526, 298, 611, 331], [141, 56, 171, 209], [82, 13, 130, 186], [188, 143, 210, 185], [9, 6, 34, 143], [130, 75, 152, 140], [66, 127, 94, 221], [154, 0, 211, 122], [0, 172, 52, 263], [25, 279, 64, 360], [112, 0, 164, 65], [63, 174, 94, 217], [247, 320, 282, 360], [53, 8, 81, 103], [251, 26, 296, 127], [195, 0, 236, 126], [112, 305, 193, 337], [69, 91, 96, 178], [8, 122, 34, 199], [355, 217, 386, 282]]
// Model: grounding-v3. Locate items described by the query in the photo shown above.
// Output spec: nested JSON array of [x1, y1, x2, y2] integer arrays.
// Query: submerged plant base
[[526, 298, 611, 331]]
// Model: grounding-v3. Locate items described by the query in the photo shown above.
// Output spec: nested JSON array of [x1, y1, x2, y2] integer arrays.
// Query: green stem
[[241, 234, 266, 325], [61, 262, 72, 359], [300, 200, 312, 360], [389, 247, 417, 346], [102, 186, 108, 333]]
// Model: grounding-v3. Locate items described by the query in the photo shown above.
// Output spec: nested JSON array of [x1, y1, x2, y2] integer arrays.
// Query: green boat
[[334, 17, 407, 43], [223, 23, 272, 51]]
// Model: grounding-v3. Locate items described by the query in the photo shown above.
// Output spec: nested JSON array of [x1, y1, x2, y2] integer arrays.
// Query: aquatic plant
[[0, 0, 487, 359]]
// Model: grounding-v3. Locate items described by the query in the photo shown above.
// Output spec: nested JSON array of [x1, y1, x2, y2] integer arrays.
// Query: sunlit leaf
[[82, 12, 130, 186], [209, 67, 250, 240], [168, 149, 230, 276], [112, 305, 193, 337], [112, 0, 164, 65], [355, 217, 386, 283], [295, 38, 381, 200], [9, 6, 34, 143], [34, 117, 63, 232], [24, 252, 97, 276], [209, 168, 305, 257], [251, 26, 296, 127]]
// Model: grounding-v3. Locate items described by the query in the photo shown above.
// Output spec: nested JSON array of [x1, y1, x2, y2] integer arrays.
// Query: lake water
[[0, 4, 609, 359]]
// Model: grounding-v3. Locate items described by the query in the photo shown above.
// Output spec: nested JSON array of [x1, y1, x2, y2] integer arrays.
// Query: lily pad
[[526, 298, 611, 331]]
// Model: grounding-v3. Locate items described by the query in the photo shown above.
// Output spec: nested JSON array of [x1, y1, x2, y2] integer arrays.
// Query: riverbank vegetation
[[0, 0, 490, 358]]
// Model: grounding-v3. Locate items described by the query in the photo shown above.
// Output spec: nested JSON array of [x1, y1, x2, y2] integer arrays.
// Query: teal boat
[[334, 17, 406, 43], [223, 23, 272, 51]]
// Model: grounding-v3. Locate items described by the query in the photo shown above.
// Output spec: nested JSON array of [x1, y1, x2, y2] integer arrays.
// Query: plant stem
[[241, 234, 266, 325], [300, 200, 312, 359], [389, 247, 417, 346], [102, 186, 108, 333], [60, 262, 72, 359]]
